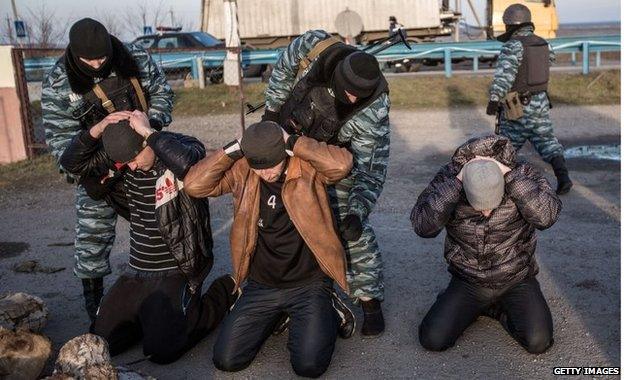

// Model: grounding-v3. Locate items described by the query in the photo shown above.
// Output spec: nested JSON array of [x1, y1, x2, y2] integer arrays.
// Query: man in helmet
[[486, 4, 572, 195], [388, 16, 404, 36], [262, 30, 390, 337]]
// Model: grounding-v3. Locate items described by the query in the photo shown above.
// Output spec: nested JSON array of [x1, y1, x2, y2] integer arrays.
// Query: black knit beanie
[[241, 121, 287, 169], [102, 120, 145, 163], [331, 51, 381, 104], [69, 18, 113, 77], [69, 18, 112, 59]]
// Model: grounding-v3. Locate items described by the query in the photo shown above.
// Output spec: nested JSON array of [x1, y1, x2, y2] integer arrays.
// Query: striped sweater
[[125, 168, 177, 272]]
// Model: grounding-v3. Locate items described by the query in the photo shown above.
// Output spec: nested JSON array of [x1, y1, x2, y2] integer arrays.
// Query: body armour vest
[[510, 34, 550, 94], [72, 75, 147, 128], [278, 43, 389, 145], [71, 75, 147, 218]]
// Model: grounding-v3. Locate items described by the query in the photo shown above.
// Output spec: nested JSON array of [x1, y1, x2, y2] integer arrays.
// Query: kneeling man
[[184, 121, 353, 377], [411, 135, 561, 354], [60, 110, 238, 363]]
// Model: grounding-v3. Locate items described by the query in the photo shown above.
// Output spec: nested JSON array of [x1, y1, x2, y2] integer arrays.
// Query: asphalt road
[[0, 105, 620, 379]]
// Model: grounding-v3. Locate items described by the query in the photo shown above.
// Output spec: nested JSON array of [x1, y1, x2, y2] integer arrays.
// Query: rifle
[[245, 30, 412, 115], [495, 105, 502, 135]]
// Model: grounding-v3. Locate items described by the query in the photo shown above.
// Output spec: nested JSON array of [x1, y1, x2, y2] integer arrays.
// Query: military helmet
[[502, 4, 532, 25]]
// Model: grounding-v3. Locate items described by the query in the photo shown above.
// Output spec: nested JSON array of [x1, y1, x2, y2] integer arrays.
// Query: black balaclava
[[240, 121, 287, 169], [102, 120, 145, 163], [68, 18, 113, 78], [331, 51, 381, 104]]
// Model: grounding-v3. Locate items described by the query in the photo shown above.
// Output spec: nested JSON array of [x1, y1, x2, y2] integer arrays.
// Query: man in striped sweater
[[60, 110, 238, 364]]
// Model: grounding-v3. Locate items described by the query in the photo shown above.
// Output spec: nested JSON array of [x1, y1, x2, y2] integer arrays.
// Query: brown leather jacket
[[184, 136, 353, 291]]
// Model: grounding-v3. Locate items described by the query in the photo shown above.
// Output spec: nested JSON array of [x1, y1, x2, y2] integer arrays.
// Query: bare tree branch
[[0, 13, 17, 45], [98, 9, 123, 39], [23, 3, 68, 48], [121, 0, 168, 40]]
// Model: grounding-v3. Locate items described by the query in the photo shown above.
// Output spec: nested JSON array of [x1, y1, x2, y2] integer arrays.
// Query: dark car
[[132, 31, 265, 83], [133, 31, 224, 50]]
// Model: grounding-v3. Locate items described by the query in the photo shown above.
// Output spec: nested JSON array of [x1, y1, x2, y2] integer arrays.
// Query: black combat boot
[[361, 298, 384, 337], [81, 278, 104, 325], [550, 155, 573, 195]]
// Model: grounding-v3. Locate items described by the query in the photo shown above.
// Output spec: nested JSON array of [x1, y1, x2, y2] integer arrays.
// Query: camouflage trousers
[[74, 185, 117, 279], [499, 94, 564, 162], [328, 178, 384, 302]]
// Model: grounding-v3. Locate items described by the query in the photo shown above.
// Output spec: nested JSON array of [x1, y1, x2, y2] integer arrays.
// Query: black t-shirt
[[248, 175, 325, 288]]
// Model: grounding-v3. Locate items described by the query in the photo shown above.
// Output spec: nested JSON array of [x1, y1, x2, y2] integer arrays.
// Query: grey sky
[[0, 0, 620, 42]]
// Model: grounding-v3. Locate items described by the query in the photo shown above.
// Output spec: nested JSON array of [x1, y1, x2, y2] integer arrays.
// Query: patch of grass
[[172, 70, 620, 115], [0, 154, 57, 189], [173, 83, 266, 117]]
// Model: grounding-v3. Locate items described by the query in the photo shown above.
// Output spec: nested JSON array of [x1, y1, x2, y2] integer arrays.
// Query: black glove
[[149, 118, 164, 131], [486, 100, 499, 116], [262, 109, 280, 123], [340, 214, 363, 241]]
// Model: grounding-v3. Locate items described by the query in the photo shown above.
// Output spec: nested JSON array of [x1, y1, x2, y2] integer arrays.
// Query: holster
[[502, 92, 524, 121]]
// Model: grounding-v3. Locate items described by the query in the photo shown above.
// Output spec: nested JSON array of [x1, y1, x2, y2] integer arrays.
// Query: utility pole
[[454, 0, 460, 42], [223, 0, 245, 133], [10, 0, 22, 47], [10, 0, 19, 20]]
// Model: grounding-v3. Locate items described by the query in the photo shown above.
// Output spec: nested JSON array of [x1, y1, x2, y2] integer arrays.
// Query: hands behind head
[[89, 111, 133, 139], [282, 127, 290, 144], [128, 110, 154, 139], [456, 155, 511, 182]]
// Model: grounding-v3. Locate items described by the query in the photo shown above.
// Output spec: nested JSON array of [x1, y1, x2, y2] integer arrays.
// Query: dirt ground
[[0, 105, 620, 379]]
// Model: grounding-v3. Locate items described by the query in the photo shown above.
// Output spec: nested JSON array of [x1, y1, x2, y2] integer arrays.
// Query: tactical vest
[[510, 34, 550, 94], [71, 76, 147, 214], [72, 76, 147, 128], [278, 41, 389, 145]]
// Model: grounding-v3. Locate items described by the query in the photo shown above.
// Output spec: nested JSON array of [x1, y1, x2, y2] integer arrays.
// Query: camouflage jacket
[[489, 26, 556, 102], [43, 43, 174, 168], [265, 30, 391, 220]]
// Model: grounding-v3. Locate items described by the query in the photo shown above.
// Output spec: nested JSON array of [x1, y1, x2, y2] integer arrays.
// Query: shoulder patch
[[155, 169, 185, 208]]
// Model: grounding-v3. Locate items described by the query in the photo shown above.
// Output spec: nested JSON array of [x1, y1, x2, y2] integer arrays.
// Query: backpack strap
[[92, 84, 116, 114], [129, 77, 148, 112], [298, 37, 342, 75]]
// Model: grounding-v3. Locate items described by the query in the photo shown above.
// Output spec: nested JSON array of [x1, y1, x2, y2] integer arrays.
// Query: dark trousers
[[213, 278, 338, 378], [93, 268, 234, 364], [419, 275, 553, 354]]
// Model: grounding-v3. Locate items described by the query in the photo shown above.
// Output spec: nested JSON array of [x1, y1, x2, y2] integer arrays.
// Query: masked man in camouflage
[[486, 4, 572, 195], [262, 29, 390, 336], [42, 18, 173, 323]]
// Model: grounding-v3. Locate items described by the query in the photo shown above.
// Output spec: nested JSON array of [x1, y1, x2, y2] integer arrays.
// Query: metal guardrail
[[23, 35, 621, 79]]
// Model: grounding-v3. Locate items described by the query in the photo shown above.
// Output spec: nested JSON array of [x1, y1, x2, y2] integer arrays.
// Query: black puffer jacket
[[60, 131, 213, 293], [410, 135, 561, 288]]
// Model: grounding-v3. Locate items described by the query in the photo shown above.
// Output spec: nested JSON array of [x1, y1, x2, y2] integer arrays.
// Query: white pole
[[196, 57, 205, 89], [454, 0, 460, 42], [223, 0, 241, 87]]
